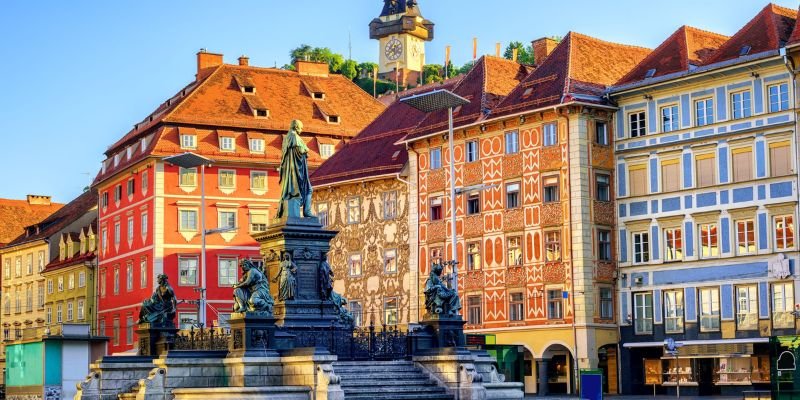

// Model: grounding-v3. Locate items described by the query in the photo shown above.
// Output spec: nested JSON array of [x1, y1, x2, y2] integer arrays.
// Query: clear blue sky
[[0, 0, 794, 203]]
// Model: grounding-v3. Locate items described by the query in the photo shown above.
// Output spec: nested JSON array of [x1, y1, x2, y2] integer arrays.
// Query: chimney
[[26, 195, 52, 206], [196, 49, 224, 81], [531, 37, 558, 65], [295, 60, 329, 77], [238, 55, 249, 66]]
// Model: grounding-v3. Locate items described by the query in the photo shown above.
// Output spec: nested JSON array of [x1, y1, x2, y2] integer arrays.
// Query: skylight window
[[327, 115, 340, 124], [739, 45, 751, 56], [255, 109, 268, 118], [645, 69, 657, 79], [313, 92, 325, 100], [243, 86, 255, 94]]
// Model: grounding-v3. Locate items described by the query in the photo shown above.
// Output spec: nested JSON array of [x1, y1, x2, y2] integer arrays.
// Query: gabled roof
[[400, 56, 531, 142], [492, 32, 650, 119], [787, 6, 800, 45], [617, 26, 729, 85], [95, 58, 385, 186], [311, 77, 464, 187], [705, 3, 795, 64], [5, 190, 97, 249], [0, 199, 63, 247]]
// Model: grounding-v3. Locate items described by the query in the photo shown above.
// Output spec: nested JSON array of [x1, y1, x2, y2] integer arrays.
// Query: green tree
[[290, 44, 313, 63], [288, 45, 346, 73], [423, 64, 443, 84], [341, 59, 358, 80], [357, 62, 379, 78], [503, 41, 534, 64], [457, 61, 476, 76]]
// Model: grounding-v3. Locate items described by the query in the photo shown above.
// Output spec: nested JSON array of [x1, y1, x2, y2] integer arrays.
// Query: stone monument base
[[417, 315, 466, 351], [136, 323, 178, 356], [228, 312, 278, 358]]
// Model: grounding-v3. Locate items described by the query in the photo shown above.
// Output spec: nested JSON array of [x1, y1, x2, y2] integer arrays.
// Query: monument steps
[[334, 361, 454, 400]]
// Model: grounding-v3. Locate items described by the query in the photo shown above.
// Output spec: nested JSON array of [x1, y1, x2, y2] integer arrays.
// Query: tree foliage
[[289, 44, 345, 73], [423, 64, 444, 84], [503, 41, 535, 64], [357, 62, 379, 78], [341, 59, 358, 80]]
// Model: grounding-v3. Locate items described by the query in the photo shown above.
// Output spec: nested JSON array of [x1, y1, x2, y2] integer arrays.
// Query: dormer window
[[80, 238, 86, 254], [249, 138, 265, 153], [254, 109, 269, 118], [220, 136, 235, 151], [243, 85, 255, 94], [113, 153, 121, 167], [234, 75, 257, 94], [522, 88, 533, 97], [88, 234, 96, 252], [180, 134, 197, 149], [313, 92, 325, 100], [320, 143, 334, 159], [327, 115, 340, 124], [126, 146, 133, 160], [67, 242, 73, 258], [59, 243, 65, 261]]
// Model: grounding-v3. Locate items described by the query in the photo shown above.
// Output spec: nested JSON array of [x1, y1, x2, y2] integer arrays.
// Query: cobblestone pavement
[[523, 396, 743, 400]]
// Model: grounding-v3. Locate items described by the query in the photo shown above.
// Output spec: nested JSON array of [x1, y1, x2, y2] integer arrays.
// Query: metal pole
[[448, 106, 458, 297], [199, 164, 207, 328]]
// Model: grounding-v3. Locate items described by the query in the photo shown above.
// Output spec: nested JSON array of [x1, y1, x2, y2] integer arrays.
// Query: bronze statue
[[233, 259, 274, 314], [276, 120, 314, 218], [331, 291, 354, 327], [138, 274, 177, 326], [319, 259, 334, 300], [424, 261, 461, 316], [273, 253, 298, 301]]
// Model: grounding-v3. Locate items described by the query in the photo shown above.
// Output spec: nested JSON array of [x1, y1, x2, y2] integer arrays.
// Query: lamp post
[[163, 152, 213, 328], [401, 89, 470, 299]]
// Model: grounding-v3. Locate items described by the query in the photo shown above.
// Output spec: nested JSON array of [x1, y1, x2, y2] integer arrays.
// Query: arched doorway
[[539, 343, 574, 395]]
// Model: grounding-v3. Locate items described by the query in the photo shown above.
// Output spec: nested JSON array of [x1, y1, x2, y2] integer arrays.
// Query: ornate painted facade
[[610, 5, 800, 395]]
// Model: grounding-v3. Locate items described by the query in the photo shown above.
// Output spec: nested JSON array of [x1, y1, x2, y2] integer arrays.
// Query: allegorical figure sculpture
[[233, 259, 274, 314], [331, 291, 354, 327], [319, 259, 334, 300], [274, 253, 298, 301], [277, 119, 314, 219], [424, 261, 461, 317], [138, 274, 178, 326]]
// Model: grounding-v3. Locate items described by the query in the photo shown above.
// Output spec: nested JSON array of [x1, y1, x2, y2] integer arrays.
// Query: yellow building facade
[[41, 225, 97, 332], [1, 240, 49, 341]]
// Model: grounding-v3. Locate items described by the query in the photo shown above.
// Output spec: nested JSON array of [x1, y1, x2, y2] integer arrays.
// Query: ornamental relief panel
[[593, 200, 615, 226], [539, 145, 563, 170], [507, 266, 525, 287], [428, 169, 446, 192], [596, 261, 615, 282], [464, 162, 483, 185], [464, 215, 483, 238], [502, 153, 523, 178], [503, 208, 523, 232], [542, 262, 566, 283], [591, 143, 614, 168], [428, 220, 446, 242], [540, 203, 563, 226], [463, 270, 485, 290]]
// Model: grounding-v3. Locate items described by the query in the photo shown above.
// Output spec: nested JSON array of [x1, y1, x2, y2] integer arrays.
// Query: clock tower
[[369, 0, 434, 86]]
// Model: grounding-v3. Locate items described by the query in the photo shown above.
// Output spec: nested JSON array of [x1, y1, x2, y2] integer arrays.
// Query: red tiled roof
[[5, 190, 97, 248], [787, 6, 800, 45], [311, 78, 463, 187], [617, 26, 729, 85], [705, 3, 796, 64], [95, 60, 385, 186], [401, 56, 531, 142], [41, 251, 96, 274], [492, 32, 650, 119], [0, 199, 64, 247]]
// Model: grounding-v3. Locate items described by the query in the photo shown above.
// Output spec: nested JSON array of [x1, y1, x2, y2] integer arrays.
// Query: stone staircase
[[334, 360, 454, 400]]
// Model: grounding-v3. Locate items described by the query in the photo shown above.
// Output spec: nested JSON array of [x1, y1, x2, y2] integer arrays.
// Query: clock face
[[410, 42, 420, 57], [385, 38, 403, 61]]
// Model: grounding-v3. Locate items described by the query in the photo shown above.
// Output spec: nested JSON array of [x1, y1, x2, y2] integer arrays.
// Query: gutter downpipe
[[556, 103, 580, 395], [396, 170, 414, 323]]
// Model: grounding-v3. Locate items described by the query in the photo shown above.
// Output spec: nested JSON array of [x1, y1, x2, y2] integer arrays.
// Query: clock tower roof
[[379, 0, 420, 17], [370, 0, 434, 41]]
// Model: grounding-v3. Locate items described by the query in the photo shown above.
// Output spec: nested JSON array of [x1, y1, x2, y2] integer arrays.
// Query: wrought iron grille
[[173, 327, 230, 351], [293, 323, 410, 361]]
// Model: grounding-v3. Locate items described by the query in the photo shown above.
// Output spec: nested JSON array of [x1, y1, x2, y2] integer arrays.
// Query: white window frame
[[633, 292, 653, 334], [218, 169, 236, 189], [218, 257, 238, 286], [317, 203, 329, 228], [772, 282, 795, 329], [698, 223, 719, 259], [178, 208, 199, 232], [347, 197, 361, 224], [663, 290, 684, 334], [218, 209, 237, 230], [629, 111, 646, 138], [250, 171, 267, 192], [384, 248, 397, 274], [768, 82, 790, 113], [179, 167, 197, 187], [383, 191, 398, 220], [599, 286, 613, 319], [695, 98, 714, 126], [736, 285, 758, 331], [319, 143, 334, 159], [509, 292, 524, 321], [663, 227, 683, 262], [731, 90, 752, 119], [774, 215, 795, 251], [180, 134, 197, 149], [220, 136, 235, 151], [430, 147, 442, 170], [466, 140, 479, 162], [660, 104, 679, 132], [547, 289, 564, 320], [505, 130, 519, 154], [384, 297, 399, 326], [249, 211, 268, 233], [507, 236, 522, 267], [249, 138, 265, 153], [595, 121, 609, 146], [348, 253, 362, 277], [466, 241, 481, 271], [632, 232, 650, 264], [542, 123, 557, 147], [179, 256, 199, 286], [736, 219, 756, 255], [699, 287, 720, 332]]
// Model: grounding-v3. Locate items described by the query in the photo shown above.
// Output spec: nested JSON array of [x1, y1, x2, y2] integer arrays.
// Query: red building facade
[[94, 52, 384, 353]]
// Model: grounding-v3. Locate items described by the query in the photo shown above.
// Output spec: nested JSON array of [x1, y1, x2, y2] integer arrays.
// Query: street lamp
[[402, 89, 470, 298], [163, 152, 213, 328]]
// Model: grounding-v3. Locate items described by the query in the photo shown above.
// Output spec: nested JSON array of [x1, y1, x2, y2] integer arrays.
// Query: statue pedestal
[[415, 315, 467, 354], [136, 323, 178, 357], [255, 216, 343, 332], [228, 312, 278, 358]]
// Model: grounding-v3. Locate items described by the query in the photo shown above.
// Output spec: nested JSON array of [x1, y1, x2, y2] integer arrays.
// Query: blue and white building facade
[[609, 50, 799, 395]]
